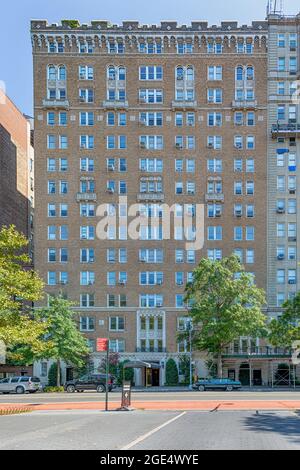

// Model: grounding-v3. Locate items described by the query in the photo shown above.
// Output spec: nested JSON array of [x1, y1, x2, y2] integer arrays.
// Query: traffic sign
[[97, 338, 108, 352]]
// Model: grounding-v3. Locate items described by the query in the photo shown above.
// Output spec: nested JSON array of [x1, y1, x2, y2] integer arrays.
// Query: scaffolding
[[222, 357, 298, 388]]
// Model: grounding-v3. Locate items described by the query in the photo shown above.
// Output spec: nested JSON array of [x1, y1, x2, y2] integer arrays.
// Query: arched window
[[108, 66, 116, 80], [118, 67, 126, 81], [236, 66, 243, 81], [246, 66, 254, 80], [176, 66, 184, 80], [58, 65, 66, 81], [186, 66, 194, 81], [48, 65, 56, 80]]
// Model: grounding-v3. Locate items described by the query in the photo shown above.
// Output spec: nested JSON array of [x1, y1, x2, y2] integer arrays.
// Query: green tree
[[165, 358, 179, 386], [185, 255, 266, 377], [269, 293, 300, 349], [0, 225, 46, 350], [35, 296, 90, 386]]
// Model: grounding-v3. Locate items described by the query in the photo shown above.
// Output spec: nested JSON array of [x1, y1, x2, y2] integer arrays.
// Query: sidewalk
[[1, 400, 300, 413]]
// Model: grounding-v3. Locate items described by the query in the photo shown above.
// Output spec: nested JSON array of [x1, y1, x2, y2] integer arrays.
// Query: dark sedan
[[65, 373, 115, 393], [192, 378, 242, 392]]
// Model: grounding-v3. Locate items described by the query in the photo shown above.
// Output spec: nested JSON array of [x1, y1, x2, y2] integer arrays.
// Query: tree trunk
[[56, 359, 61, 387], [217, 353, 223, 378]]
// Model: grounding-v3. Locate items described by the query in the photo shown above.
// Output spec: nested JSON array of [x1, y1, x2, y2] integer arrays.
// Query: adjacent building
[[30, 9, 300, 386], [0, 91, 34, 245], [0, 91, 34, 378]]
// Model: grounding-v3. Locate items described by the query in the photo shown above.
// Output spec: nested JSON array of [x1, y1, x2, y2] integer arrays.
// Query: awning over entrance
[[123, 361, 161, 369]]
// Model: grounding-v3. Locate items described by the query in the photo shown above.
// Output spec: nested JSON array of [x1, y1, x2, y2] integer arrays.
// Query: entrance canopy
[[123, 361, 161, 369]]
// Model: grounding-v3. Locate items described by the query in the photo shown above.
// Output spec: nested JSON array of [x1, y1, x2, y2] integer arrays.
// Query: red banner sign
[[97, 338, 109, 352]]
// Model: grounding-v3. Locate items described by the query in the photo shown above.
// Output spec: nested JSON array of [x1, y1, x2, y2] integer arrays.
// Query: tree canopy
[[0, 225, 46, 351], [184, 255, 266, 376], [269, 293, 300, 349]]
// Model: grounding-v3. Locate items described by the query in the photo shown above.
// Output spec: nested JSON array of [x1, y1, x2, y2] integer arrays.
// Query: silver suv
[[0, 376, 42, 394]]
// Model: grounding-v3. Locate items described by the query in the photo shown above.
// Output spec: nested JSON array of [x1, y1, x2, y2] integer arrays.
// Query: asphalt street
[[0, 390, 300, 404], [0, 410, 300, 450]]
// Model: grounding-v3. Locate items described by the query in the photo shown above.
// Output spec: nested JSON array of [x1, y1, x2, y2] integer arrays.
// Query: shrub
[[48, 363, 62, 387], [118, 361, 134, 385], [165, 358, 179, 386], [43, 386, 64, 393], [62, 20, 80, 29]]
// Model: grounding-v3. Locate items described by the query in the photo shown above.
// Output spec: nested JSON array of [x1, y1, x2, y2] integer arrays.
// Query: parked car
[[65, 373, 115, 393], [193, 378, 242, 392], [0, 376, 42, 394]]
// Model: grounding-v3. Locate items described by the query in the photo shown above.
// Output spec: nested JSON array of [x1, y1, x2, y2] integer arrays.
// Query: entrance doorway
[[66, 367, 73, 381], [239, 363, 250, 385], [145, 367, 160, 386], [252, 369, 262, 386]]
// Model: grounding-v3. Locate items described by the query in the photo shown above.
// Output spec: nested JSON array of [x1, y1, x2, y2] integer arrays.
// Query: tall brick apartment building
[[31, 9, 300, 386]]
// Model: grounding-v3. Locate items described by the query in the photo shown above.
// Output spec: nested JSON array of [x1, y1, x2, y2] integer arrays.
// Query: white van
[[0, 376, 42, 394]]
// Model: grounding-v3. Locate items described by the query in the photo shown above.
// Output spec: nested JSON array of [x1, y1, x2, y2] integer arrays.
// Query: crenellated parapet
[[31, 19, 268, 54]]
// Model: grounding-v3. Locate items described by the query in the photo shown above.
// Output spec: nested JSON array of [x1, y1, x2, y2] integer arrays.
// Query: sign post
[[117, 380, 132, 411], [97, 338, 109, 411]]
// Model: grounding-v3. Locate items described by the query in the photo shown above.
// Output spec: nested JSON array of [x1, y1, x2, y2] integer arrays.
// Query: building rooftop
[[30, 19, 268, 33]]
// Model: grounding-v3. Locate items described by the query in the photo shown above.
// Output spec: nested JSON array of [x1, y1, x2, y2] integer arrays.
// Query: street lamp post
[[186, 320, 193, 390]]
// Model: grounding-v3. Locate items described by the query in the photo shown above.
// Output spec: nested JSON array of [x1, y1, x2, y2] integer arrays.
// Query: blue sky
[[0, 0, 299, 114]]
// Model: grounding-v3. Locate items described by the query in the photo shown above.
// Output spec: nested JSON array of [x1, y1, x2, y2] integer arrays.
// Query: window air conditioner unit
[[187, 121, 194, 126], [177, 76, 184, 80], [80, 73, 86, 80], [107, 187, 114, 193], [81, 234, 87, 239], [156, 302, 163, 307], [289, 189, 296, 194], [288, 279, 296, 284], [60, 280, 67, 285], [236, 211, 242, 217], [140, 142, 146, 149], [140, 119, 147, 125], [157, 280, 163, 285], [277, 254, 285, 260], [176, 143, 183, 149], [80, 144, 87, 149], [79, 96, 86, 102], [108, 164, 115, 171], [207, 143, 214, 148], [187, 190, 195, 195], [215, 211, 221, 217], [88, 281, 94, 285], [178, 258, 184, 263], [119, 280, 126, 285], [276, 208, 285, 213], [235, 143, 242, 149], [140, 257, 146, 262], [177, 281, 183, 286]]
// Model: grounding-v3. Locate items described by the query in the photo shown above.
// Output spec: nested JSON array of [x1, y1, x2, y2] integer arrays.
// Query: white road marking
[[121, 412, 186, 450]]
